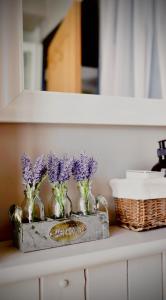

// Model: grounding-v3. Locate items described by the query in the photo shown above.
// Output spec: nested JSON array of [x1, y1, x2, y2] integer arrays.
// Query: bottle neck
[[159, 156, 163, 162], [159, 155, 166, 160], [158, 156, 166, 169]]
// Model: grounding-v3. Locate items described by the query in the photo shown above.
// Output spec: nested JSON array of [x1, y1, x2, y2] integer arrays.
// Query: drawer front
[[42, 270, 85, 300]]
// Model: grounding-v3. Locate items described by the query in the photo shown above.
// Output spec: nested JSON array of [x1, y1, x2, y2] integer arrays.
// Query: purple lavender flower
[[72, 153, 97, 181], [33, 155, 47, 186], [87, 157, 98, 179], [21, 153, 33, 186], [47, 153, 60, 183], [21, 153, 47, 187], [47, 153, 73, 184], [58, 157, 73, 182]]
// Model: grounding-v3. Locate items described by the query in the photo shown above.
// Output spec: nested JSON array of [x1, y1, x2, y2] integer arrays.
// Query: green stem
[[78, 179, 91, 214], [52, 182, 67, 217], [25, 184, 41, 222]]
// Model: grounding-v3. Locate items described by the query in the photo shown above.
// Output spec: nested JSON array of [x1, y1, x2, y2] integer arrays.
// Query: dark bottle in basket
[[151, 140, 166, 174]]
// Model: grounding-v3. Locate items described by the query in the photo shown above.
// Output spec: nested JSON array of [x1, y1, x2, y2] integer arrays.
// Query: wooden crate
[[12, 212, 109, 252]]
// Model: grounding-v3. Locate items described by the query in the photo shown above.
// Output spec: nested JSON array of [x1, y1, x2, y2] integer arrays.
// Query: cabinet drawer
[[42, 270, 85, 300]]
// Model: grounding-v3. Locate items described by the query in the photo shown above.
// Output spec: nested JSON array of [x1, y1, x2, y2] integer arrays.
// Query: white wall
[[0, 123, 165, 241], [0, 0, 23, 109], [23, 0, 73, 41], [40, 0, 73, 40], [23, 0, 46, 17]]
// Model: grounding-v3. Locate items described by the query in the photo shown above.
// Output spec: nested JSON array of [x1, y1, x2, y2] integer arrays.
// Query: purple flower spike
[[21, 153, 33, 186], [33, 155, 47, 186], [21, 153, 47, 187], [87, 157, 98, 179], [72, 153, 97, 181], [58, 157, 73, 182], [47, 153, 60, 183], [47, 153, 73, 184]]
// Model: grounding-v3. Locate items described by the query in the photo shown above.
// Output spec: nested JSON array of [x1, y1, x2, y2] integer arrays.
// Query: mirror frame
[[0, 0, 166, 126]]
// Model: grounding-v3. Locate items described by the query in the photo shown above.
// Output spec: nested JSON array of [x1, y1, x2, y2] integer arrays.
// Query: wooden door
[[128, 254, 162, 300], [0, 279, 39, 300], [86, 261, 127, 300], [163, 252, 166, 300], [46, 2, 81, 93]]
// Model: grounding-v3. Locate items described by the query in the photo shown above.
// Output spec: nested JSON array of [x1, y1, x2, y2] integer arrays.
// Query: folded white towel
[[126, 170, 164, 179], [109, 177, 166, 200]]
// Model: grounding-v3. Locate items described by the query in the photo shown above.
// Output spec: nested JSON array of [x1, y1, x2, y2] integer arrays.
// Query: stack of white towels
[[110, 170, 166, 200]]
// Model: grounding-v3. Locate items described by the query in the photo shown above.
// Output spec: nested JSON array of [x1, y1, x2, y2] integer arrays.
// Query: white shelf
[[1, 226, 166, 285], [1, 91, 166, 126]]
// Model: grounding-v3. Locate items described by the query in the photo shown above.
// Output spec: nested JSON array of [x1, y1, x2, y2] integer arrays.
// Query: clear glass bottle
[[49, 183, 72, 219], [77, 180, 96, 215], [151, 140, 166, 175], [22, 187, 45, 222]]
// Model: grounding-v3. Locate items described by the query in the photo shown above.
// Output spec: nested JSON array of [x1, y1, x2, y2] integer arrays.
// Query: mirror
[[1, 0, 166, 126], [23, 0, 99, 95], [22, 0, 166, 99]]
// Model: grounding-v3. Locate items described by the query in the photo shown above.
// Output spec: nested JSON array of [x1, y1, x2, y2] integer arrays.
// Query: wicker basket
[[114, 197, 166, 231]]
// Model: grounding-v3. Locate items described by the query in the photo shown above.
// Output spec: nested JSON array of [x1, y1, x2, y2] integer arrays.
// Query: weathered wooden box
[[13, 212, 109, 252]]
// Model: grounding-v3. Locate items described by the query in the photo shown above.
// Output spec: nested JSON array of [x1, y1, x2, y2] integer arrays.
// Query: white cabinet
[[0, 255, 163, 300], [86, 261, 127, 300], [128, 254, 162, 300], [42, 270, 85, 300], [0, 255, 164, 300], [0, 278, 39, 300], [86, 254, 163, 300], [1, 227, 166, 300], [0, 271, 84, 300]]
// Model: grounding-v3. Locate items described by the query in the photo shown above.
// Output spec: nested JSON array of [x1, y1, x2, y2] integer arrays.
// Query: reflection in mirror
[[23, 0, 99, 94], [23, 0, 166, 99]]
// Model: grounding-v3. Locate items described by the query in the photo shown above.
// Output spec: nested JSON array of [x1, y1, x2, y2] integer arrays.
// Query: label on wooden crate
[[49, 220, 87, 242], [13, 212, 109, 252]]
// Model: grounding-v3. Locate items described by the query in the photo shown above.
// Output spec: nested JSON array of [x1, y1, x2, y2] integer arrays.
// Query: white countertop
[[1, 226, 166, 285]]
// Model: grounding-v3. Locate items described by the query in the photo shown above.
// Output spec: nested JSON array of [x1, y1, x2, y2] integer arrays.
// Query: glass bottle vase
[[77, 180, 96, 215], [49, 183, 72, 219], [22, 187, 45, 223]]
